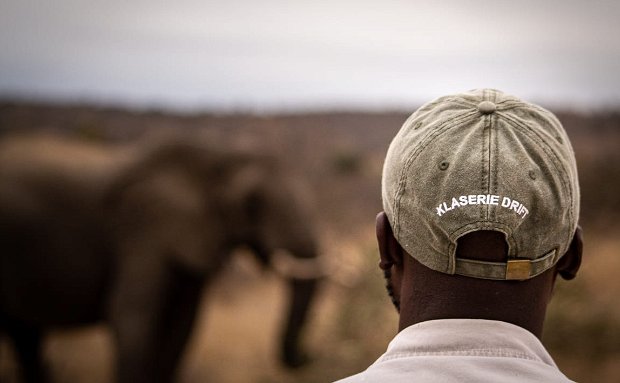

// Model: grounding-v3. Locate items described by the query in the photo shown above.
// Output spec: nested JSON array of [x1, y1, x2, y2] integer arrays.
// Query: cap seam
[[491, 113, 499, 223], [489, 91, 498, 224], [495, 100, 546, 111], [438, 97, 479, 108], [481, 89, 494, 224], [480, 113, 487, 222], [484, 114, 493, 220]]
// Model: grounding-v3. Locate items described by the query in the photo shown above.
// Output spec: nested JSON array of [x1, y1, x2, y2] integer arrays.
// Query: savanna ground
[[0, 103, 619, 382]]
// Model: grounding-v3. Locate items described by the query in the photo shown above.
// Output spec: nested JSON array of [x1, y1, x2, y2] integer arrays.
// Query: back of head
[[382, 89, 580, 281]]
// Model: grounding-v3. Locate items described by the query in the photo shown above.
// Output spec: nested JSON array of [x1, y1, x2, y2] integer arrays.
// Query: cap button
[[477, 101, 497, 114]]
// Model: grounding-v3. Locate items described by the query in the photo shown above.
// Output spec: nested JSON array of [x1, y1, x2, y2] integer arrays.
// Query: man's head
[[377, 89, 583, 335]]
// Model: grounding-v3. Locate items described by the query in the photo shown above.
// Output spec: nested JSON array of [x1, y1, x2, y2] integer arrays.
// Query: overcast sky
[[1, 0, 619, 111]]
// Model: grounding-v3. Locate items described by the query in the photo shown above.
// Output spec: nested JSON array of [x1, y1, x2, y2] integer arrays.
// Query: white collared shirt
[[333, 319, 574, 382]]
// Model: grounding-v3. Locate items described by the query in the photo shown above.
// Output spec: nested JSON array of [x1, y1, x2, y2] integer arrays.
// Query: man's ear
[[376, 211, 404, 270], [556, 226, 583, 280]]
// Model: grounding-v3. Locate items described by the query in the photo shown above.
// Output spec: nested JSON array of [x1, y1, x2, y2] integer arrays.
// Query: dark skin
[[376, 211, 583, 338]]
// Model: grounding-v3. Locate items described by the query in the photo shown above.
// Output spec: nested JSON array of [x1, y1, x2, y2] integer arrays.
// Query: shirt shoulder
[[331, 319, 575, 383]]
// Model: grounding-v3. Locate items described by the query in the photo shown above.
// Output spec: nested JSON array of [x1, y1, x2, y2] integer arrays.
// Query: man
[[335, 89, 582, 382]]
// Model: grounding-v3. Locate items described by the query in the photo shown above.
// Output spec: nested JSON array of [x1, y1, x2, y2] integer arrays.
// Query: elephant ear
[[105, 141, 235, 275]]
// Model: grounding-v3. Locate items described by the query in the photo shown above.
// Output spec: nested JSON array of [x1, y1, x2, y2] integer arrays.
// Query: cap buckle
[[505, 259, 531, 280]]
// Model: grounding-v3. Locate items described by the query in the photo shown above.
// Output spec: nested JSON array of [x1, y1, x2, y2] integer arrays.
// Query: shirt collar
[[377, 319, 558, 367]]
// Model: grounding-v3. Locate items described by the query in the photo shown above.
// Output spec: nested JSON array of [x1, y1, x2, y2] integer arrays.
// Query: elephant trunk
[[280, 276, 320, 368]]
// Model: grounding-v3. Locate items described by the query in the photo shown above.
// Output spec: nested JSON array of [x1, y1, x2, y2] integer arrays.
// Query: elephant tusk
[[272, 249, 328, 280]]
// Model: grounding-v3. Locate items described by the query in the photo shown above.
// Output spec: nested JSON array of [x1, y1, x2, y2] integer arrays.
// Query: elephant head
[[106, 140, 323, 378], [222, 153, 323, 367]]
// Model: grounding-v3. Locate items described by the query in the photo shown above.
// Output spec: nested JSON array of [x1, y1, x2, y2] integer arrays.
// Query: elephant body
[[0, 134, 320, 383]]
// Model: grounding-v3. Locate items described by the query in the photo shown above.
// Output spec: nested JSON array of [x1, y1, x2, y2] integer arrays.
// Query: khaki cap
[[382, 89, 580, 280]]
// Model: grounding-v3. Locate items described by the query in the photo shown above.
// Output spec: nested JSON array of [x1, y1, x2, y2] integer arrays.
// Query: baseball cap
[[382, 89, 580, 280]]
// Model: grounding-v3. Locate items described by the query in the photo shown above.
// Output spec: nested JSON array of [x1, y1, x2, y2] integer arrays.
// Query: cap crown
[[382, 89, 580, 280]]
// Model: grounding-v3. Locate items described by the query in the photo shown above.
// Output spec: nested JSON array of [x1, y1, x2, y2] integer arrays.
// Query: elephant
[[0, 134, 323, 383]]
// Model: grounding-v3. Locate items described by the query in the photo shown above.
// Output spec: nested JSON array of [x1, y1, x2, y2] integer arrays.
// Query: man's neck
[[398, 254, 554, 338]]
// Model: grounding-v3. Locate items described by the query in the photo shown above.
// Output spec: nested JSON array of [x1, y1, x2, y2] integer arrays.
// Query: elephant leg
[[108, 255, 169, 383], [154, 264, 205, 382], [109, 255, 204, 383], [280, 277, 319, 368], [2, 317, 49, 383]]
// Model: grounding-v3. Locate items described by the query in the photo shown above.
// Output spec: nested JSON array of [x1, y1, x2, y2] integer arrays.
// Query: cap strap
[[454, 249, 557, 280]]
